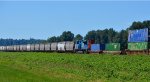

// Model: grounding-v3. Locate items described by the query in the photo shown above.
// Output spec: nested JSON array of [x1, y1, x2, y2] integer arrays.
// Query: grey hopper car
[[35, 44, 40, 51], [51, 42, 57, 51], [30, 44, 35, 51], [0, 46, 5, 51], [4, 46, 7, 51], [13, 45, 17, 51], [0, 46, 2, 51], [8, 46, 14, 51], [27, 44, 31, 51], [57, 42, 66, 52], [65, 41, 74, 52], [45, 43, 51, 51], [20, 45, 23, 51], [22, 45, 27, 51], [16, 45, 20, 51], [6, 46, 10, 51], [39, 44, 45, 51], [6, 46, 11, 51]]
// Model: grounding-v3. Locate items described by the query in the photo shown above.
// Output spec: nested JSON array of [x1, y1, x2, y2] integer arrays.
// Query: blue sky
[[0, 1, 150, 39]]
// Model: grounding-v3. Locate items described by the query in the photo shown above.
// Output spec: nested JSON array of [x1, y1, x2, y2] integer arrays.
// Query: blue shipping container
[[91, 44, 105, 52], [91, 44, 100, 52], [128, 28, 148, 42]]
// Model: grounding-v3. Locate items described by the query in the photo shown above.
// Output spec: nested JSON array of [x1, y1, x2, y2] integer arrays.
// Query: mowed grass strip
[[0, 52, 150, 82]]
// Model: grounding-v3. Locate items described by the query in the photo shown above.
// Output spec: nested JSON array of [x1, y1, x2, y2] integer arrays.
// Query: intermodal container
[[105, 43, 120, 51], [128, 28, 148, 42], [128, 42, 148, 50], [91, 44, 100, 52], [91, 44, 105, 52]]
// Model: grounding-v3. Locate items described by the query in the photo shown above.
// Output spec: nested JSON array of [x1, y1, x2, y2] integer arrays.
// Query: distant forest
[[0, 20, 150, 46], [0, 38, 46, 46]]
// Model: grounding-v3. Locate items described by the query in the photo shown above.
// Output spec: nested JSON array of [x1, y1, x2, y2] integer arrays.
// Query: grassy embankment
[[0, 52, 150, 82]]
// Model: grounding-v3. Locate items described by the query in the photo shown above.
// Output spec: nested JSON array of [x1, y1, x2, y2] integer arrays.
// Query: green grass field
[[0, 52, 150, 82]]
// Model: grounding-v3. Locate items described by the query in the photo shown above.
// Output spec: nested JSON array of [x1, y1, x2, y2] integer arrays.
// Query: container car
[[104, 43, 121, 54], [89, 44, 105, 53], [105, 43, 120, 51], [128, 42, 148, 50], [126, 42, 149, 55], [127, 28, 149, 55]]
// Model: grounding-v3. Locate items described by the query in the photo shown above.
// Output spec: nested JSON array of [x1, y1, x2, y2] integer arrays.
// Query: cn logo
[[114, 45, 117, 49]]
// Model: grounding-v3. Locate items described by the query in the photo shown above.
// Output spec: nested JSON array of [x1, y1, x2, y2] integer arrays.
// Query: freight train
[[0, 28, 149, 55], [0, 40, 149, 55], [0, 40, 125, 54]]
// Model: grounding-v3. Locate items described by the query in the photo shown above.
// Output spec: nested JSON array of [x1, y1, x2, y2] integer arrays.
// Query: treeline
[[47, 31, 83, 42], [0, 38, 46, 46], [0, 20, 150, 46], [47, 20, 150, 43]]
